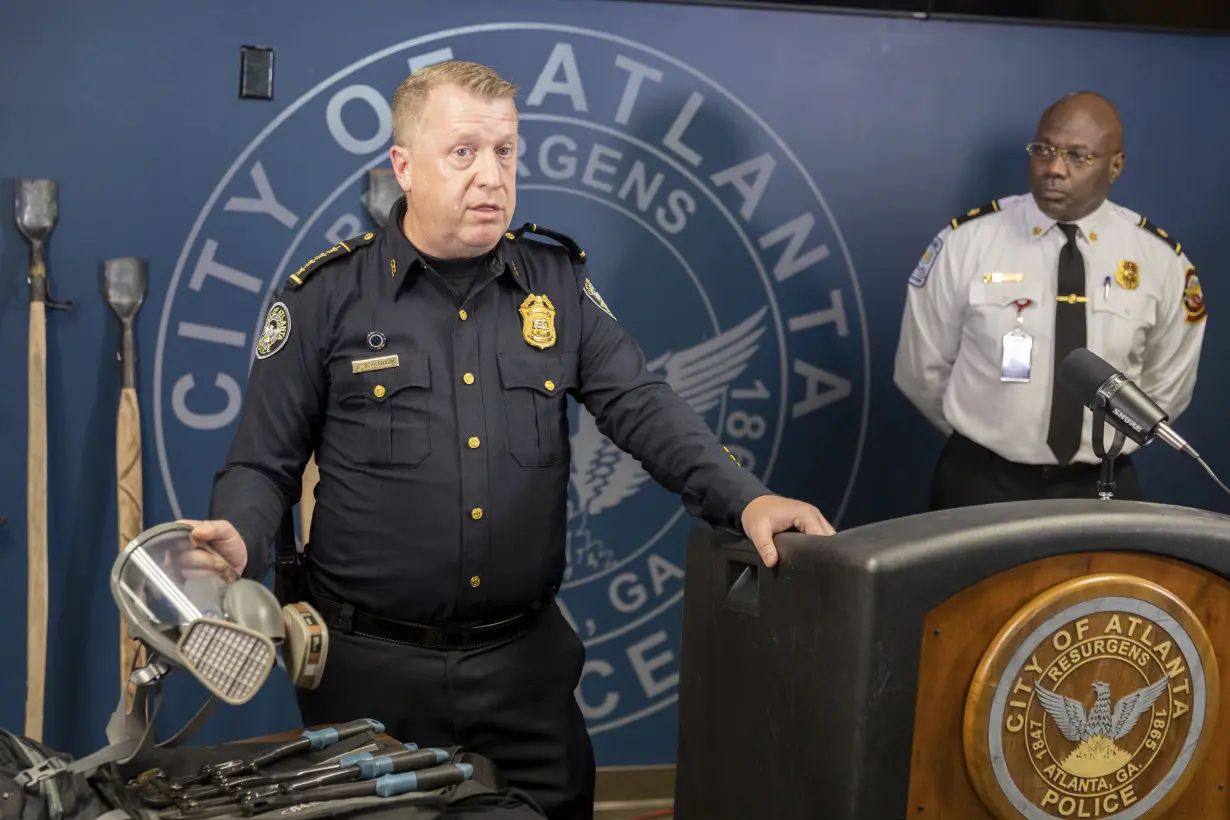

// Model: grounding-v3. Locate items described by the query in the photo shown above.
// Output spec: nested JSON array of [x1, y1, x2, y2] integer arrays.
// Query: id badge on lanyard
[[1001, 299, 1034, 383]]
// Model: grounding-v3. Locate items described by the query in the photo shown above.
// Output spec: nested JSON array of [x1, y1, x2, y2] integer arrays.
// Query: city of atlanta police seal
[[964, 574, 1218, 820], [155, 23, 867, 758]]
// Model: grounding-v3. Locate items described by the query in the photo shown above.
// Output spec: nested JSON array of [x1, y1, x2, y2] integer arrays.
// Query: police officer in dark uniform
[[181, 61, 834, 820]]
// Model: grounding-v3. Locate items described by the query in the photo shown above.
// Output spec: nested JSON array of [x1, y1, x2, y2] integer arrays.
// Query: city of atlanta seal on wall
[[963, 574, 1218, 820]]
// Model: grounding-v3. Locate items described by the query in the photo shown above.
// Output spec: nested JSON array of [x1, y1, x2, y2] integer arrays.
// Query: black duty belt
[[309, 588, 548, 651]]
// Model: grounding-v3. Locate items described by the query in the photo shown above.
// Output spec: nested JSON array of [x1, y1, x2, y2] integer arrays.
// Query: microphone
[[1058, 348, 1198, 457]]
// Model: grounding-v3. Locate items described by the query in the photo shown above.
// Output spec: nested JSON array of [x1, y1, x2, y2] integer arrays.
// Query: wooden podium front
[[672, 499, 1230, 820]]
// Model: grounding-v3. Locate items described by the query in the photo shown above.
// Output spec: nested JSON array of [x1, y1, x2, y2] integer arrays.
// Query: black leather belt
[[309, 588, 548, 651]]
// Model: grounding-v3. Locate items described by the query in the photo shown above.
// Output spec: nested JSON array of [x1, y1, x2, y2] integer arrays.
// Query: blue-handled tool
[[173, 742, 423, 806], [279, 747, 450, 794], [171, 764, 473, 820], [244, 763, 474, 814], [166, 718, 385, 790], [253, 719, 386, 766]]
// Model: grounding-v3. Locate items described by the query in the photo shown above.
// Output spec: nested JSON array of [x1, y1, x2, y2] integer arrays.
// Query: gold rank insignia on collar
[[520, 293, 557, 349], [1116, 260, 1140, 290], [286, 231, 377, 289]]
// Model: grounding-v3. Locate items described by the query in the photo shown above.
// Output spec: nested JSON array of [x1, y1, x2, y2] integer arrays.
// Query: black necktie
[[1047, 222, 1087, 465]]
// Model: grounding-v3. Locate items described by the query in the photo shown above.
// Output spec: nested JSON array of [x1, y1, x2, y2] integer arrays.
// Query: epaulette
[[1136, 216, 1183, 256], [285, 231, 377, 289], [506, 222, 587, 263], [950, 200, 1000, 230]]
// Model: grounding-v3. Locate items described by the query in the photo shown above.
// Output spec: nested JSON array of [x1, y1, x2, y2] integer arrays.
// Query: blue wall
[[1, 0, 1227, 768]]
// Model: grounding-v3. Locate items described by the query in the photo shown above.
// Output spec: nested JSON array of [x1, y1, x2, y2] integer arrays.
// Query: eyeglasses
[[1025, 142, 1098, 168]]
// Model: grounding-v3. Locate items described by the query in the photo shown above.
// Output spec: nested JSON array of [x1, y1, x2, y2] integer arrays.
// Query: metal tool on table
[[15, 178, 73, 742], [172, 742, 420, 805], [103, 256, 149, 713], [165, 719, 387, 792], [242, 761, 473, 814], [277, 745, 449, 795], [165, 762, 474, 820]]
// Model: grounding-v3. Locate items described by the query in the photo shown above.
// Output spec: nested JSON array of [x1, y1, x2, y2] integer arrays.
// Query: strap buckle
[[15, 756, 66, 789]]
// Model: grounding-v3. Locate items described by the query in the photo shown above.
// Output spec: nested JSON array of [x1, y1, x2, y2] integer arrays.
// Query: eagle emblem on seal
[[1035, 677, 1170, 777]]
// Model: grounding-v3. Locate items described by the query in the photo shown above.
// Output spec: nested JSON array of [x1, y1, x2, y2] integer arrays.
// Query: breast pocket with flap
[[331, 353, 432, 468], [497, 352, 577, 467], [967, 280, 1045, 342], [1091, 285, 1156, 365]]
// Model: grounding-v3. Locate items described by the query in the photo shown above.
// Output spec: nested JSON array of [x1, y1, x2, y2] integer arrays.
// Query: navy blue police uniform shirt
[[210, 196, 772, 625]]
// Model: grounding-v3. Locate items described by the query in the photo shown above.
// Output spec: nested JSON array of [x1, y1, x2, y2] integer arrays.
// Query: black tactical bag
[[0, 730, 114, 820]]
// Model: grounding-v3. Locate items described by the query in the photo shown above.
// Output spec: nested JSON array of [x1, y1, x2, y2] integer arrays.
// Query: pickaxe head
[[103, 257, 148, 324], [15, 179, 58, 245]]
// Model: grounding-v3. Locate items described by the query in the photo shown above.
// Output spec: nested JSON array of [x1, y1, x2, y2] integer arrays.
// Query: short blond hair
[[391, 61, 518, 145]]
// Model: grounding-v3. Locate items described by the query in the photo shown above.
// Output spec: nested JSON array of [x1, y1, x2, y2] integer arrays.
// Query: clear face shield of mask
[[112, 521, 285, 707]]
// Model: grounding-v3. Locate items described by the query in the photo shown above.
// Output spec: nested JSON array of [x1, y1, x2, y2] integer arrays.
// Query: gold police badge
[[1116, 260, 1140, 290], [255, 301, 290, 359], [520, 293, 556, 349], [964, 574, 1217, 820]]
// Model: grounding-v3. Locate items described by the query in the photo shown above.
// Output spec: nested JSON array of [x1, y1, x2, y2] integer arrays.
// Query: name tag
[[984, 272, 1025, 284], [351, 354, 399, 374]]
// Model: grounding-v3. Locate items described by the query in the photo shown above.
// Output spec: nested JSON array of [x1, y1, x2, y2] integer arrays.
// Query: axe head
[[15, 179, 58, 244], [103, 257, 148, 323], [364, 169, 402, 228]]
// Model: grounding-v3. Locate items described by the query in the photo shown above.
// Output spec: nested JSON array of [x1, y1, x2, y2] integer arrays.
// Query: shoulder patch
[[1184, 267, 1206, 324], [255, 301, 291, 359], [909, 230, 947, 288], [583, 278, 616, 320], [511, 222, 587, 263], [1136, 216, 1183, 256], [950, 200, 1000, 230], [285, 232, 376, 289]]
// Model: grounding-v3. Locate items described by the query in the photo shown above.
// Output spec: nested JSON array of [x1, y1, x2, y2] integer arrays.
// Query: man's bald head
[[1039, 91, 1124, 154], [1028, 91, 1127, 221]]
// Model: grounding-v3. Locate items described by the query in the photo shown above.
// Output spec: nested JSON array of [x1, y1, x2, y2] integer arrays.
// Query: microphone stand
[[1091, 402, 1126, 500]]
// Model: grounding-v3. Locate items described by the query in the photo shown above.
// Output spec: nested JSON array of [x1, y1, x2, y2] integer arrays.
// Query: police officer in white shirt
[[893, 91, 1207, 509]]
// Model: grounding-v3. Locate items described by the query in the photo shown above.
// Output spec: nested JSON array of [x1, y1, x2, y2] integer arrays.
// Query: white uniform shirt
[[893, 193, 1207, 466]]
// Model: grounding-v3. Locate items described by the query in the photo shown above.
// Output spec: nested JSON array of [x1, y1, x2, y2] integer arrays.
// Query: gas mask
[[112, 520, 330, 702], [16, 522, 330, 788], [112, 520, 284, 704]]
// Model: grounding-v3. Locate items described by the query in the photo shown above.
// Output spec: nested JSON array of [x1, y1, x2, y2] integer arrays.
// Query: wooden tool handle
[[26, 299, 47, 742], [300, 454, 319, 545], [117, 385, 144, 708]]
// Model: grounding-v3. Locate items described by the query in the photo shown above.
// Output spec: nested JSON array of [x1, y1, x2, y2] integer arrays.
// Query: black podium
[[673, 499, 1230, 819]]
